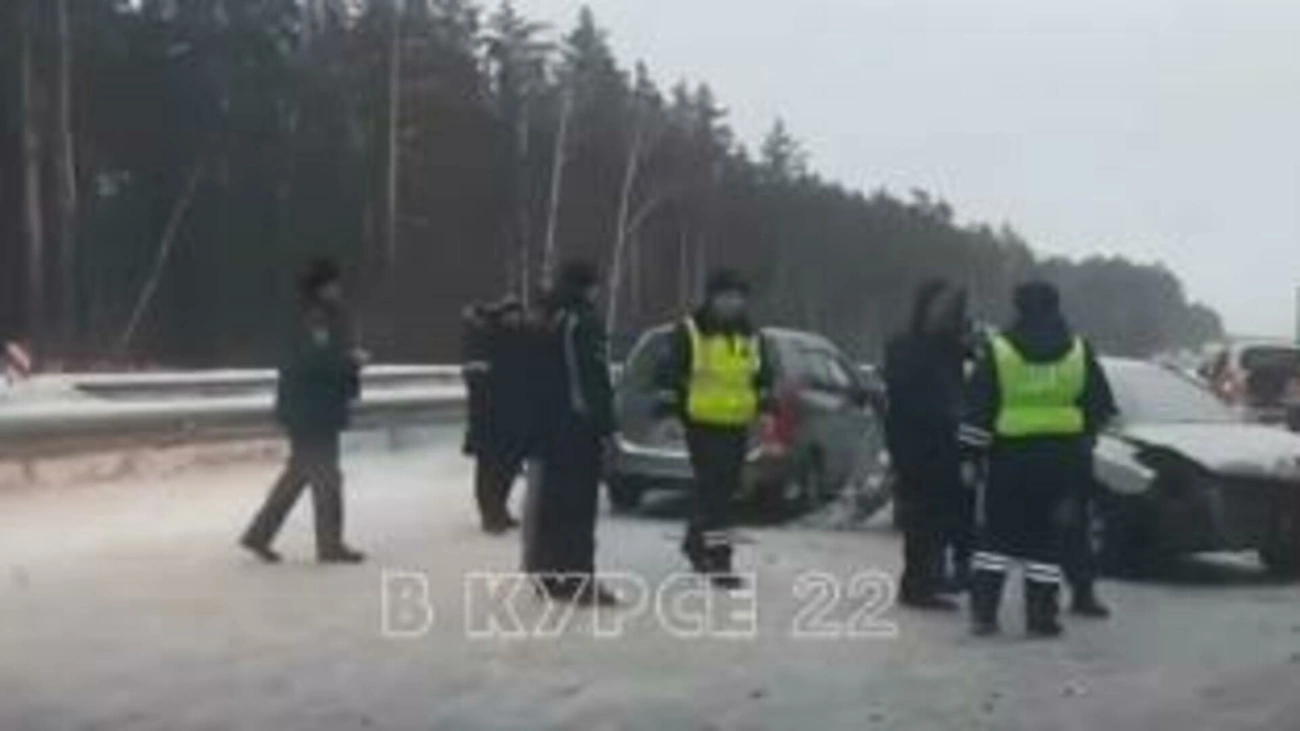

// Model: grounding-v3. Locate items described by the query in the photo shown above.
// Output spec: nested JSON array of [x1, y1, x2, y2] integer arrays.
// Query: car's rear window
[[624, 331, 673, 389], [1241, 346, 1300, 373]]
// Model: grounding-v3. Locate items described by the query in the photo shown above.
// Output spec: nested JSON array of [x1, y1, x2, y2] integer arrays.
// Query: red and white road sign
[[4, 341, 33, 382]]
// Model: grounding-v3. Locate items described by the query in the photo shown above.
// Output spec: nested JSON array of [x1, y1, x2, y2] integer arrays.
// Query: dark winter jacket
[[959, 314, 1117, 451], [482, 322, 539, 455], [275, 307, 361, 438], [534, 300, 616, 446], [656, 307, 774, 425], [462, 307, 492, 454], [884, 332, 967, 477]]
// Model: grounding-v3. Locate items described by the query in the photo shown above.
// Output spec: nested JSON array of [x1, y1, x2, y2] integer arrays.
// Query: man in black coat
[[522, 260, 618, 606], [461, 303, 492, 459], [472, 297, 533, 534], [884, 279, 969, 611], [241, 259, 366, 564]]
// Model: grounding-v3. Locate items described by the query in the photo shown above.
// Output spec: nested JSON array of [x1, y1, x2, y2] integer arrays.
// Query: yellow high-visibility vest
[[685, 318, 762, 427], [992, 334, 1086, 438]]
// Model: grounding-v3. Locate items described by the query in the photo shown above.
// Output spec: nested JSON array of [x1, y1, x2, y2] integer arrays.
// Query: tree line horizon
[[0, 0, 1223, 368]]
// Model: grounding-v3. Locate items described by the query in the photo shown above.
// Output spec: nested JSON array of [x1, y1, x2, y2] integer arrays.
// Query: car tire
[[1093, 495, 1162, 577], [606, 477, 644, 514], [759, 454, 827, 522]]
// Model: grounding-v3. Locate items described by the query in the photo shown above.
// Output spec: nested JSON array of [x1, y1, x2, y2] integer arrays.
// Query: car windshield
[[1107, 361, 1238, 425]]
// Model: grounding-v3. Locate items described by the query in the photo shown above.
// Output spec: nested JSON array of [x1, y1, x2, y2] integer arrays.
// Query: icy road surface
[[3, 427, 1300, 731]]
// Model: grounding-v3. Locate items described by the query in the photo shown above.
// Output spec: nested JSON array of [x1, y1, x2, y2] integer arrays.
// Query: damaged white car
[[1094, 359, 1300, 576]]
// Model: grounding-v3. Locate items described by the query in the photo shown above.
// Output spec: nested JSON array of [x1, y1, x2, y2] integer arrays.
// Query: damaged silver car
[[1094, 359, 1300, 576]]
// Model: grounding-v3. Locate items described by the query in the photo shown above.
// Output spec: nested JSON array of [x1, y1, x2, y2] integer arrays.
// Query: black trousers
[[979, 445, 1073, 563], [946, 486, 975, 578], [970, 440, 1090, 629], [522, 424, 602, 582], [684, 424, 748, 571], [972, 441, 1088, 587], [895, 457, 961, 600], [243, 432, 345, 555], [897, 489, 945, 600], [1060, 491, 1099, 599], [475, 449, 524, 528]]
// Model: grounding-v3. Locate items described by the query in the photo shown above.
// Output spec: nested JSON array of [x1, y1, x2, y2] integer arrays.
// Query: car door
[[797, 345, 877, 486]]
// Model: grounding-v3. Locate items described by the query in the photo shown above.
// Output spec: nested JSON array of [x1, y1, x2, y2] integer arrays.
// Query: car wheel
[[1093, 495, 1161, 577], [752, 455, 825, 522], [606, 477, 644, 514], [786, 455, 829, 517]]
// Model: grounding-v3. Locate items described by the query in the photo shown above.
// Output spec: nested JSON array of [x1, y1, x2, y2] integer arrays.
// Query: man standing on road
[[461, 302, 492, 474], [960, 281, 1115, 637], [885, 279, 969, 611], [240, 259, 367, 565], [522, 261, 619, 606], [658, 270, 771, 590], [464, 298, 532, 534], [480, 298, 533, 534]]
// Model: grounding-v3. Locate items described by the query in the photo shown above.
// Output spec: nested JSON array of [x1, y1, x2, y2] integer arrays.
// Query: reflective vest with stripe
[[685, 318, 762, 427], [991, 334, 1086, 438]]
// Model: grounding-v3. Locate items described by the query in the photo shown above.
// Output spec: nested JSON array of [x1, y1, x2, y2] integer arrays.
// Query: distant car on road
[[1094, 359, 1300, 577], [1198, 340, 1300, 429], [607, 325, 884, 518]]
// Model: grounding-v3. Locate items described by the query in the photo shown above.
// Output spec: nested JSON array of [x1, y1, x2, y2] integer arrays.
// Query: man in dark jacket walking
[[884, 280, 969, 610], [240, 259, 366, 564], [522, 260, 619, 606], [960, 282, 1116, 637], [657, 270, 771, 589]]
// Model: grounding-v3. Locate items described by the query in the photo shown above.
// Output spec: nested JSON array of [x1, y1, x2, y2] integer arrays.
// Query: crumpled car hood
[[1117, 422, 1300, 480]]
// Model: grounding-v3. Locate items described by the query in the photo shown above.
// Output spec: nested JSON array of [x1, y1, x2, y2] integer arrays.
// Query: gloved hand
[[960, 458, 985, 489]]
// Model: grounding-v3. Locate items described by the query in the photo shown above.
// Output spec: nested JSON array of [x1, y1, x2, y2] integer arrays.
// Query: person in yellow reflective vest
[[657, 270, 773, 589], [959, 282, 1117, 637]]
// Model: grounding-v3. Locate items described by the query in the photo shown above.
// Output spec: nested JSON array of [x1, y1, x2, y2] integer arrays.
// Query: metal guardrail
[[0, 359, 881, 458], [68, 365, 461, 400], [0, 374, 467, 459]]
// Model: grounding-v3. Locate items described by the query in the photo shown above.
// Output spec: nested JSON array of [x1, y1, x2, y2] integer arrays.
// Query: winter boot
[[1025, 580, 1064, 638], [706, 545, 746, 591], [1070, 587, 1112, 619], [969, 569, 1005, 637], [682, 530, 711, 575]]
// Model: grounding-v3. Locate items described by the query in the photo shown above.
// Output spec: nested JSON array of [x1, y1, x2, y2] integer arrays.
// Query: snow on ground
[[3, 427, 1300, 730]]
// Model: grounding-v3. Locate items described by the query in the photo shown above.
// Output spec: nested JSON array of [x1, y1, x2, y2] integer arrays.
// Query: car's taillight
[[1217, 372, 1244, 404], [759, 387, 797, 455]]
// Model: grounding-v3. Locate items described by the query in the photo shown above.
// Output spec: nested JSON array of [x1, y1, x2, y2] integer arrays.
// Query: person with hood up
[[521, 260, 619, 606], [884, 279, 969, 610], [960, 281, 1117, 637], [657, 270, 772, 589]]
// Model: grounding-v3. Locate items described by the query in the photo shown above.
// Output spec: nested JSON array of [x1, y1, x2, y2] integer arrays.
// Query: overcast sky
[[512, 0, 1300, 337]]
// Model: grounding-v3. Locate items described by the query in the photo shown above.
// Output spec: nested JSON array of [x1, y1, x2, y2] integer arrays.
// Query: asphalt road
[[3, 428, 1300, 731]]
